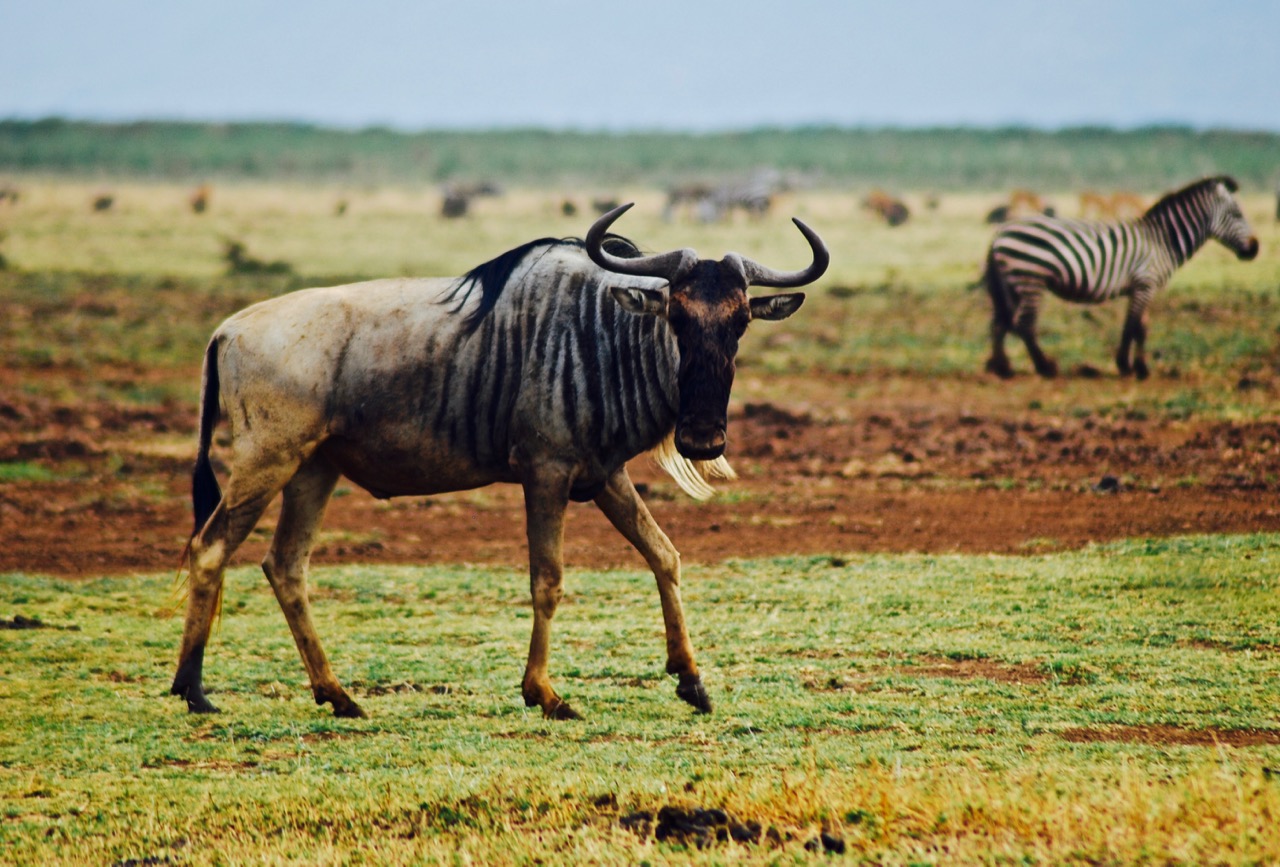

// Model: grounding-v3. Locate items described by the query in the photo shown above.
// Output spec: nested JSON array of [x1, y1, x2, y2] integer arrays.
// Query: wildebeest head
[[586, 203, 829, 460]]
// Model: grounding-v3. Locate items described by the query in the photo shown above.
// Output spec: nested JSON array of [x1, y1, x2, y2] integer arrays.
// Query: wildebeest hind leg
[[172, 480, 281, 713], [261, 457, 366, 718], [595, 469, 710, 713]]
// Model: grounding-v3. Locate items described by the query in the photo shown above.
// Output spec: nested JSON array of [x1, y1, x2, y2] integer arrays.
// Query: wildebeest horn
[[728, 218, 830, 288], [586, 203, 697, 282]]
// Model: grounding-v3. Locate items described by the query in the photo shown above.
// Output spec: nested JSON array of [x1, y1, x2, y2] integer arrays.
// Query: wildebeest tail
[[983, 250, 1014, 330], [191, 340, 222, 538]]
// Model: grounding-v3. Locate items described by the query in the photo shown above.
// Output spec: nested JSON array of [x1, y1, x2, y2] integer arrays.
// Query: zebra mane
[[1144, 176, 1238, 219], [445, 234, 645, 333]]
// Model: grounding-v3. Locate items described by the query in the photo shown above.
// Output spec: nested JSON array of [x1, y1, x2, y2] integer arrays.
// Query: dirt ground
[[3, 373, 1279, 579]]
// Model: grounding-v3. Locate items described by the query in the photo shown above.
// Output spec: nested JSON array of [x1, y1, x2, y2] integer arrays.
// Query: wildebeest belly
[[318, 435, 514, 499]]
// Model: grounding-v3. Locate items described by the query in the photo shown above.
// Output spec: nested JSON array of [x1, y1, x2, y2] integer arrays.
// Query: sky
[[3, 1, 1278, 132]]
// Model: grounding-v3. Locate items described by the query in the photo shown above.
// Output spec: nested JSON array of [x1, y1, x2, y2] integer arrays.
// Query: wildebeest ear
[[609, 285, 668, 317], [749, 292, 805, 321]]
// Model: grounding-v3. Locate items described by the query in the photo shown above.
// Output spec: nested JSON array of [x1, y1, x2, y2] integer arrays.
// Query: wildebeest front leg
[[261, 458, 366, 718], [595, 469, 710, 713], [520, 467, 580, 720]]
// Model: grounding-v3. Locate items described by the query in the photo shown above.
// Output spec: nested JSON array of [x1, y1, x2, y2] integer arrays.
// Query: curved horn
[[732, 218, 830, 288], [585, 202, 696, 282]]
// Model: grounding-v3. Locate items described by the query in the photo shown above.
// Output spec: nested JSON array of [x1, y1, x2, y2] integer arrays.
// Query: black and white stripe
[[983, 176, 1258, 379]]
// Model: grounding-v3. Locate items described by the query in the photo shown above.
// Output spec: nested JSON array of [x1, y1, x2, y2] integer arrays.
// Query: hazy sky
[[3, 1, 1278, 131]]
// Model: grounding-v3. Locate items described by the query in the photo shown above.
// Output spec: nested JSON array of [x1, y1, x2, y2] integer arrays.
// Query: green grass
[[3, 535, 1280, 863]]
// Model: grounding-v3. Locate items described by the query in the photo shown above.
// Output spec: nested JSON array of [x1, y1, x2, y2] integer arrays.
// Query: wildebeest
[[171, 204, 829, 720], [439, 181, 503, 219]]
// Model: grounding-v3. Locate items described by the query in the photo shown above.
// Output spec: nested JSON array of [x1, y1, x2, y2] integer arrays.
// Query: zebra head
[[587, 203, 829, 460], [1207, 177, 1259, 261]]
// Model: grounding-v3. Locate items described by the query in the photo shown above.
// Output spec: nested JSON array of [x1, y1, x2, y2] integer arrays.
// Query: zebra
[[170, 204, 828, 722], [982, 176, 1259, 379]]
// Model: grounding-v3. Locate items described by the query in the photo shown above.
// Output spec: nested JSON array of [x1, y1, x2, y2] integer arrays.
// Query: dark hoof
[[1036, 362, 1059, 379], [316, 686, 367, 719], [676, 673, 712, 714], [985, 357, 1014, 379], [332, 698, 367, 719], [173, 685, 220, 714], [171, 673, 220, 713], [544, 698, 582, 721], [1134, 360, 1149, 381]]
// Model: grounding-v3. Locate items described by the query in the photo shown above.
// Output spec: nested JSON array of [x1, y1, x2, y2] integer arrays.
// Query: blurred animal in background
[[560, 199, 577, 217], [662, 170, 789, 223], [92, 194, 114, 212], [591, 197, 620, 215], [982, 176, 1258, 380], [189, 184, 211, 214], [222, 239, 293, 275], [0, 185, 19, 205], [985, 189, 1055, 223], [861, 189, 910, 226], [1079, 190, 1146, 219], [334, 199, 348, 217], [171, 204, 829, 722], [439, 181, 503, 219]]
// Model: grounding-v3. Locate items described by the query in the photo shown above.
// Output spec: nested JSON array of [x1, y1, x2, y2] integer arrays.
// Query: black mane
[[445, 234, 644, 333]]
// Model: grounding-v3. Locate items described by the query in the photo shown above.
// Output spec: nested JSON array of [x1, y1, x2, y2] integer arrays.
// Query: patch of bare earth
[[1060, 726, 1280, 747], [4, 377, 1280, 577]]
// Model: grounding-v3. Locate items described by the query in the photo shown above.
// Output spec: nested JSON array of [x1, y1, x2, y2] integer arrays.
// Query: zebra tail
[[191, 340, 223, 539]]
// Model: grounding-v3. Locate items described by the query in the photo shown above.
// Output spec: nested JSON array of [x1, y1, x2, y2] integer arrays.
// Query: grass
[[3, 535, 1280, 862]]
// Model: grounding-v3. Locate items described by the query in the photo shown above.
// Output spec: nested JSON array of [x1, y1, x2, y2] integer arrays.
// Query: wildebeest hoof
[[1133, 360, 1150, 381], [1036, 361, 1059, 378], [332, 698, 367, 719], [181, 691, 220, 714], [544, 698, 582, 721], [676, 673, 712, 714]]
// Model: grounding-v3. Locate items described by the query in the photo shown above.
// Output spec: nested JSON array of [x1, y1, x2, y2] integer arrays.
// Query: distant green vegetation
[[3, 119, 1279, 190]]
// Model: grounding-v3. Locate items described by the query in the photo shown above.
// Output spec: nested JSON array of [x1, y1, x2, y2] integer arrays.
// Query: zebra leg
[[520, 465, 580, 720], [172, 460, 296, 714], [1012, 291, 1058, 378], [983, 258, 1016, 378], [985, 316, 1014, 379], [260, 457, 366, 718], [594, 468, 710, 714], [1117, 293, 1153, 380]]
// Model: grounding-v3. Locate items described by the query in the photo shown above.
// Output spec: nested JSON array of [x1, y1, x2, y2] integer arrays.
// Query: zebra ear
[[609, 285, 668, 318], [749, 292, 805, 321]]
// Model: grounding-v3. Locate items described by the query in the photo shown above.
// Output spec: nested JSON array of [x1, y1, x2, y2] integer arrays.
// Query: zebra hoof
[[985, 357, 1014, 379]]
